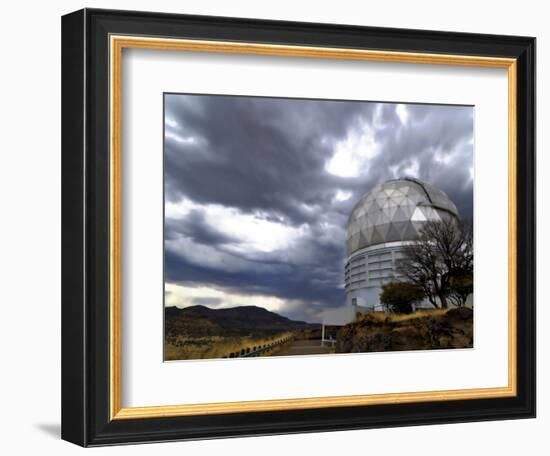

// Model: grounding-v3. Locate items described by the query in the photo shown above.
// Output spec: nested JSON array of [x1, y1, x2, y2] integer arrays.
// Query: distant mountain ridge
[[165, 305, 318, 338]]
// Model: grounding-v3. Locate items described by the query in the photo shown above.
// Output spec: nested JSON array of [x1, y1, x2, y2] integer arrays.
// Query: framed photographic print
[[61, 8, 536, 446]]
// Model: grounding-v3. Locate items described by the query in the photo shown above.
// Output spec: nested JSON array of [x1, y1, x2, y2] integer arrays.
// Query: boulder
[[336, 308, 473, 353]]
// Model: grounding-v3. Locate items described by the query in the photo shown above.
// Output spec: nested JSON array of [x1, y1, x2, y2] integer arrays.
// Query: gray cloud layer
[[164, 94, 473, 322]]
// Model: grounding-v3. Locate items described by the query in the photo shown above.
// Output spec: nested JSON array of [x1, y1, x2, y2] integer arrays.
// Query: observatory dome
[[346, 177, 459, 256]]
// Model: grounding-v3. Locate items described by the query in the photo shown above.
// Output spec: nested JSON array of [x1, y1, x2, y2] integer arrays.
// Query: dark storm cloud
[[368, 103, 474, 217], [165, 209, 238, 246], [164, 94, 473, 322], [165, 95, 375, 225]]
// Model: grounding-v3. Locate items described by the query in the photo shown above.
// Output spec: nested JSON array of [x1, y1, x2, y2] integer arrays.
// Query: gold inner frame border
[[109, 35, 517, 420]]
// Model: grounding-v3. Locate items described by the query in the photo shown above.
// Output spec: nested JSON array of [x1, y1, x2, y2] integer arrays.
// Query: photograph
[[163, 94, 474, 361]]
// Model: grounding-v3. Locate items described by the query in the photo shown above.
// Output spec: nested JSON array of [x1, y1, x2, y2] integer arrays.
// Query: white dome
[[346, 177, 459, 255]]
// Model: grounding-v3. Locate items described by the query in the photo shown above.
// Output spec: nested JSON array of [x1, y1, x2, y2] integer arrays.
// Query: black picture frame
[[62, 8, 535, 447]]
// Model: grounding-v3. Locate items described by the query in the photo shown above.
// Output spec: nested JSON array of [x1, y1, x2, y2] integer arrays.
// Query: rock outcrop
[[336, 307, 473, 353]]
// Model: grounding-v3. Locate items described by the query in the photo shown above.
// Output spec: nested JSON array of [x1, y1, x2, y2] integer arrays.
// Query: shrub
[[380, 282, 425, 314], [448, 274, 473, 307]]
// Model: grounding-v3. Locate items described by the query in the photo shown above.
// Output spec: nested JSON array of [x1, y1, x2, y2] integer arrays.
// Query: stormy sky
[[164, 94, 473, 323]]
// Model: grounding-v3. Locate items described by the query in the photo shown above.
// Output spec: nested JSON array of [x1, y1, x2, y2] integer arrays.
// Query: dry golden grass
[[359, 308, 449, 324], [388, 308, 448, 322], [164, 332, 294, 361]]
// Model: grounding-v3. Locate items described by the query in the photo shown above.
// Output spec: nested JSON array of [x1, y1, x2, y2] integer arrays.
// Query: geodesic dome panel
[[346, 177, 459, 255]]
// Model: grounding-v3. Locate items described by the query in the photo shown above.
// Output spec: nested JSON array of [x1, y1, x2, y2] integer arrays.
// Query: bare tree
[[397, 216, 473, 309]]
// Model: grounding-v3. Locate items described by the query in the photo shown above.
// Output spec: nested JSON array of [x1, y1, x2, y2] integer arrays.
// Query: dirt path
[[273, 339, 331, 356]]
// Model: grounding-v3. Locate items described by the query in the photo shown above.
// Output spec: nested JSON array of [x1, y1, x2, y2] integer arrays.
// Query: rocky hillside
[[165, 305, 318, 338], [336, 307, 473, 353]]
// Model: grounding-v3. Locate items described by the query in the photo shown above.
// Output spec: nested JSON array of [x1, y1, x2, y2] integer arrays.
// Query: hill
[[336, 307, 473, 353], [165, 305, 318, 338]]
